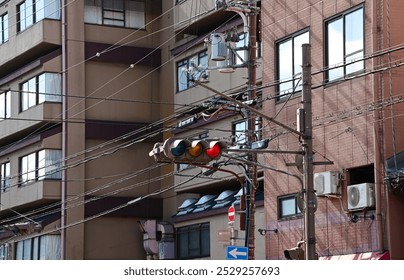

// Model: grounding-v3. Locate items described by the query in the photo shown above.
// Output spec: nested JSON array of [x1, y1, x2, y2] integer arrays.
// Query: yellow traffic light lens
[[206, 143, 221, 158], [188, 143, 203, 157]]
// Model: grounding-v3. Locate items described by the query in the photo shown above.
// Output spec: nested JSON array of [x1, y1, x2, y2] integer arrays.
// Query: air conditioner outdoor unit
[[347, 183, 375, 211], [314, 171, 340, 195]]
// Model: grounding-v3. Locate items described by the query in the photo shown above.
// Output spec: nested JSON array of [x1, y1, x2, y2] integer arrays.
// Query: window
[[20, 149, 62, 185], [177, 223, 210, 259], [233, 29, 262, 63], [20, 73, 62, 111], [177, 50, 208, 92], [0, 244, 10, 260], [278, 194, 302, 219], [234, 32, 248, 66], [15, 235, 61, 260], [17, 0, 61, 32], [84, 0, 145, 28], [233, 120, 247, 145], [1, 162, 10, 192], [0, 13, 8, 44], [277, 30, 309, 100], [347, 164, 374, 185], [0, 90, 11, 119], [326, 6, 364, 82], [232, 117, 262, 145]]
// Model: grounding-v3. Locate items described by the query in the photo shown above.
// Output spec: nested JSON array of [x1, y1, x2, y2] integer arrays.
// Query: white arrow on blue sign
[[226, 246, 248, 260]]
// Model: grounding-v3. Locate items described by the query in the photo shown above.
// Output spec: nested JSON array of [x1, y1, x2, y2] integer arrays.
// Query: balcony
[[174, 0, 236, 38], [0, 19, 61, 78], [0, 180, 61, 212], [0, 102, 62, 143]]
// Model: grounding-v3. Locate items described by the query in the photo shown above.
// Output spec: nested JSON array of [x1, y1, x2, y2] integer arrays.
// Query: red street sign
[[228, 205, 235, 222]]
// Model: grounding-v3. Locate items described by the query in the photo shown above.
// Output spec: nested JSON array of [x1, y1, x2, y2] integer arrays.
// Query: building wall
[[379, 0, 404, 260], [64, 0, 167, 260], [261, 0, 398, 259], [174, 204, 266, 260], [169, 0, 265, 260], [0, 0, 169, 260]]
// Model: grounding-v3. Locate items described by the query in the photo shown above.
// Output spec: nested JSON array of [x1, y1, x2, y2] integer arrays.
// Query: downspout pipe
[[373, 76, 384, 254], [61, 0, 67, 260], [373, 0, 384, 254]]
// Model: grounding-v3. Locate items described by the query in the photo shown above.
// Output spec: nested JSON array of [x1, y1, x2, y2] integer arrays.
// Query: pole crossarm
[[228, 149, 303, 154], [196, 82, 304, 137]]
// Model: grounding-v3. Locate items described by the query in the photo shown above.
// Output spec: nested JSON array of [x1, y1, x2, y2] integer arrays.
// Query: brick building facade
[[262, 0, 404, 260]]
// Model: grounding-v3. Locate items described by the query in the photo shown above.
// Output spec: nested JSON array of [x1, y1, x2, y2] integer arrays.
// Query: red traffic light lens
[[206, 143, 221, 159]]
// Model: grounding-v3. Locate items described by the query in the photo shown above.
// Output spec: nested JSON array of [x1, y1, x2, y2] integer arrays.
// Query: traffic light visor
[[169, 139, 188, 156], [284, 247, 304, 260]]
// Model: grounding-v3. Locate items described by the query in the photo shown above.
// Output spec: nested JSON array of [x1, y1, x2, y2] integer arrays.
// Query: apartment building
[[0, 0, 174, 260], [262, 0, 404, 259], [4, 0, 402, 262]]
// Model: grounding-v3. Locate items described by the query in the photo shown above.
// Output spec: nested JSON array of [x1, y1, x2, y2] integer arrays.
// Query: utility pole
[[246, 0, 258, 260], [301, 44, 316, 260]]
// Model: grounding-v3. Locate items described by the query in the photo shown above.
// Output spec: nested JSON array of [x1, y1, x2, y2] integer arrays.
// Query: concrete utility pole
[[246, 0, 258, 260], [301, 44, 316, 260]]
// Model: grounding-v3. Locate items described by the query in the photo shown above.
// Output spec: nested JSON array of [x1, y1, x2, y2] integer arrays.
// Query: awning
[[320, 251, 390, 260]]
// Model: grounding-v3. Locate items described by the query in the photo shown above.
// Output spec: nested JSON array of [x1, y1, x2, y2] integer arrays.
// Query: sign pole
[[228, 204, 236, 246]]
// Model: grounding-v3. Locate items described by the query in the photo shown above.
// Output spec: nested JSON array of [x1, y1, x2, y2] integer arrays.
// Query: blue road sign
[[226, 246, 248, 260]]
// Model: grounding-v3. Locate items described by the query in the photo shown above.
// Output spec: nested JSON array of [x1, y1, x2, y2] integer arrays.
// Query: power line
[[0, 88, 198, 108], [0, 169, 204, 246], [0, 2, 211, 161], [0, 163, 169, 225]]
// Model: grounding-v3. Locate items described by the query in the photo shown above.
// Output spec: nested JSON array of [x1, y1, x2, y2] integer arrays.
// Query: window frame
[[19, 149, 62, 186], [278, 193, 302, 220], [176, 222, 210, 259], [0, 90, 11, 119], [15, 235, 61, 260], [232, 117, 262, 146], [234, 31, 249, 66], [176, 50, 208, 93], [0, 12, 8, 44], [20, 72, 62, 112], [0, 244, 10, 260], [276, 29, 309, 101], [84, 0, 145, 29], [17, 0, 61, 32], [325, 5, 365, 83], [1, 161, 10, 192], [232, 119, 248, 145]]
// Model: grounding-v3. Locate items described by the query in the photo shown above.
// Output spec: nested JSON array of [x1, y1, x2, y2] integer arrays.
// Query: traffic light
[[149, 137, 227, 165], [284, 246, 304, 260]]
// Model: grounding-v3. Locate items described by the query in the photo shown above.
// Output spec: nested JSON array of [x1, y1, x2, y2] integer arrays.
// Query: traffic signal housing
[[149, 137, 227, 165], [284, 246, 304, 260]]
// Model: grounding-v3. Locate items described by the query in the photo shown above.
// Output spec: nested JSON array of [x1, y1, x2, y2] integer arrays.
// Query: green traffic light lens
[[206, 143, 221, 159], [171, 141, 187, 156]]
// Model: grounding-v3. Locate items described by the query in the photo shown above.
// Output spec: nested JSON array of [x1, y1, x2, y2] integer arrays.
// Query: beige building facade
[[167, 0, 266, 260]]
